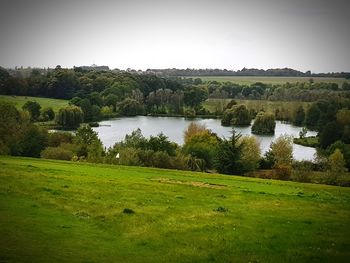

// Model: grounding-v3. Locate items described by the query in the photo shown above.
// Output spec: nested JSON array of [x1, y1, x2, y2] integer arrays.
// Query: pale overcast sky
[[0, 0, 349, 72]]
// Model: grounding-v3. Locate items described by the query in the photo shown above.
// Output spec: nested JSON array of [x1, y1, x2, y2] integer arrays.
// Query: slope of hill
[[0, 95, 68, 113], [0, 156, 349, 262]]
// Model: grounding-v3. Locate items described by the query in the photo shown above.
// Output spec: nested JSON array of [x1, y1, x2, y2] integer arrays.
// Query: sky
[[0, 0, 349, 73]]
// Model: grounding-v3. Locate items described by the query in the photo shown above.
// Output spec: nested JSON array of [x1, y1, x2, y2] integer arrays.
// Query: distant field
[[185, 76, 347, 85], [0, 95, 68, 112], [0, 156, 349, 262], [204, 98, 311, 114]]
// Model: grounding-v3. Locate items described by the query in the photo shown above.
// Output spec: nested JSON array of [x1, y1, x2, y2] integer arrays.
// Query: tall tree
[[214, 129, 244, 175]]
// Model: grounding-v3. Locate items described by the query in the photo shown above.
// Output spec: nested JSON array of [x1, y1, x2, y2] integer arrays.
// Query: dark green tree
[[214, 129, 244, 175], [184, 86, 208, 108], [22, 101, 41, 121], [40, 107, 55, 121], [293, 106, 305, 126]]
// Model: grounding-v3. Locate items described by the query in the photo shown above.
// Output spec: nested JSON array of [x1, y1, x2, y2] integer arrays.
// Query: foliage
[[270, 135, 293, 167], [221, 104, 251, 126], [239, 136, 261, 173], [117, 98, 144, 116], [251, 112, 276, 134], [291, 161, 313, 183], [326, 149, 347, 184], [319, 121, 342, 148], [41, 146, 73, 160], [183, 122, 207, 144], [0, 102, 48, 157], [293, 106, 305, 126], [40, 107, 55, 121], [214, 129, 244, 175], [183, 130, 219, 170], [22, 100, 41, 121], [56, 105, 84, 128], [183, 85, 208, 108], [74, 124, 103, 159]]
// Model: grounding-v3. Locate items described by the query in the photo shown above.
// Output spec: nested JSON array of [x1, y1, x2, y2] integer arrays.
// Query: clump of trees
[[251, 112, 276, 134], [0, 102, 48, 157], [221, 104, 251, 126], [56, 105, 84, 128]]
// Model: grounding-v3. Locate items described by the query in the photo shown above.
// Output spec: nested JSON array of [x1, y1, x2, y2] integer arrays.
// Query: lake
[[92, 116, 318, 161]]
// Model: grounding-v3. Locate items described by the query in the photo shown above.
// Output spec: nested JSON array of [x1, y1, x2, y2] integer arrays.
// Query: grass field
[[0, 95, 69, 113], [186, 76, 347, 85], [0, 156, 349, 262]]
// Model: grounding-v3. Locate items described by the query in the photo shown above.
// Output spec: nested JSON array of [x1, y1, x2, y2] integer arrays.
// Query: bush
[[48, 132, 74, 147], [292, 161, 313, 182], [22, 101, 41, 121], [40, 107, 55, 121], [273, 164, 292, 180], [41, 146, 73, 160]]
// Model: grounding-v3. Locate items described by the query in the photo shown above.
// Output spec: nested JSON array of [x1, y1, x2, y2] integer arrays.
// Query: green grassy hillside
[[0, 156, 349, 262], [0, 95, 68, 113], [186, 76, 346, 85]]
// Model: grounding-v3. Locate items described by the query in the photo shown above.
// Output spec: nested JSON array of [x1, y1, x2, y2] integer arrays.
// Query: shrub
[[40, 107, 55, 121], [22, 101, 41, 121], [41, 146, 73, 160], [273, 164, 292, 180], [48, 132, 74, 147], [292, 161, 313, 183]]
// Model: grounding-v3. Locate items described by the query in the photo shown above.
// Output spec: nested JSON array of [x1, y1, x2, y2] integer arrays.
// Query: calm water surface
[[93, 116, 317, 161]]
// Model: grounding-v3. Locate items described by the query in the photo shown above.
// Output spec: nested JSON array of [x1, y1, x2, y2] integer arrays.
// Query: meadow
[[0, 95, 68, 113], [186, 76, 347, 85], [0, 156, 349, 262]]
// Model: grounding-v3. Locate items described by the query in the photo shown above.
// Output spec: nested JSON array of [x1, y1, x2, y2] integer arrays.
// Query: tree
[[214, 129, 244, 175], [184, 85, 208, 108], [183, 122, 207, 144], [305, 103, 321, 128], [40, 107, 55, 121], [239, 136, 261, 172], [57, 106, 83, 128], [327, 149, 347, 184], [222, 105, 251, 126], [47, 68, 79, 99], [117, 98, 144, 116], [270, 135, 293, 167], [22, 101, 41, 121], [183, 130, 219, 170], [269, 135, 293, 180], [104, 94, 119, 111], [327, 141, 350, 170], [251, 112, 276, 134], [11, 125, 48, 157], [74, 124, 103, 158], [0, 102, 27, 154], [148, 133, 177, 156], [293, 106, 305, 126], [319, 121, 342, 148]]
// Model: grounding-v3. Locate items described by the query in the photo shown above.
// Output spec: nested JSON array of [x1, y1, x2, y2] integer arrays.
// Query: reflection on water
[[93, 116, 317, 161]]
